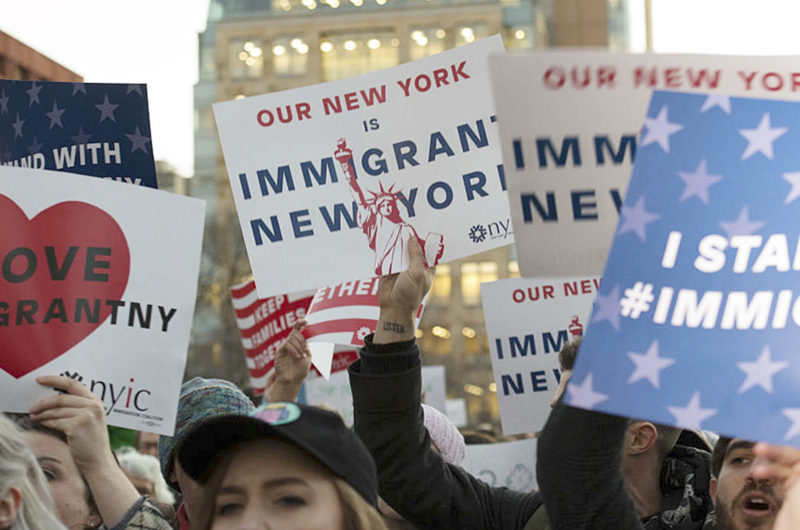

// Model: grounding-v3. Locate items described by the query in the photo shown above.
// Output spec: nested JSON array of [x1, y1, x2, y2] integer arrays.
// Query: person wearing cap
[[174, 401, 388, 530], [158, 377, 255, 530], [159, 323, 312, 529], [348, 238, 546, 530]]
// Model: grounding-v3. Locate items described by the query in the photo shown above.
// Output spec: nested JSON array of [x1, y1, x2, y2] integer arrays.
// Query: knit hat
[[422, 403, 465, 466], [177, 402, 379, 507], [159, 377, 254, 488]]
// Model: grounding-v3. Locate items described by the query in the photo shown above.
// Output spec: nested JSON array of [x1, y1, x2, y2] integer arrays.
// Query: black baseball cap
[[177, 402, 378, 507]]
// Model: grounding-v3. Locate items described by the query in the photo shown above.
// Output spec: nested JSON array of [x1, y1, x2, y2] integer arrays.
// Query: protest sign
[[214, 36, 509, 297], [0, 166, 204, 435], [445, 398, 468, 427], [232, 275, 425, 384], [304, 365, 446, 427], [489, 52, 800, 278], [569, 91, 800, 447], [462, 438, 537, 492], [0, 80, 157, 188], [482, 276, 598, 434], [230, 281, 316, 395]]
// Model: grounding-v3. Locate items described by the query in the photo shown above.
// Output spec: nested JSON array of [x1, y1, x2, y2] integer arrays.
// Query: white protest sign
[[489, 52, 800, 277], [0, 166, 204, 435], [462, 438, 537, 492], [215, 36, 510, 297], [445, 398, 468, 427], [303, 365, 446, 426], [482, 277, 597, 435]]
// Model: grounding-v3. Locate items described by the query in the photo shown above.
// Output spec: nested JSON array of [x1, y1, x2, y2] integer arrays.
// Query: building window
[[320, 31, 398, 81], [229, 38, 264, 80], [409, 27, 447, 61], [505, 27, 534, 50], [272, 36, 309, 77], [455, 24, 490, 47], [431, 264, 451, 303], [461, 261, 497, 305]]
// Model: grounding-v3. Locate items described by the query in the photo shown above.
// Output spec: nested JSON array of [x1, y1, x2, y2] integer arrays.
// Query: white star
[[566, 373, 609, 410], [782, 172, 800, 204], [667, 392, 717, 430], [627, 340, 675, 389], [678, 159, 722, 204], [737, 345, 789, 394], [783, 409, 800, 440], [641, 106, 684, 153], [700, 94, 731, 114], [739, 113, 787, 160]]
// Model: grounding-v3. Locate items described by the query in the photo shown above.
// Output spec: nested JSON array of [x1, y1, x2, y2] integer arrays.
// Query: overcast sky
[[1, 0, 799, 178]]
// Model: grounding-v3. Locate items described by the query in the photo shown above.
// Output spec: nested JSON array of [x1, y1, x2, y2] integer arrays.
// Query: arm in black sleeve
[[536, 400, 643, 530], [350, 336, 542, 530]]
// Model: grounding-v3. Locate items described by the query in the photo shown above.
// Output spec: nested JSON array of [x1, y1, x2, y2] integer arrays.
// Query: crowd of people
[[3, 239, 800, 530]]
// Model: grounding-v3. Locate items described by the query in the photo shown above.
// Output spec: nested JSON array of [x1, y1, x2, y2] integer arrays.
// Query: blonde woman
[[179, 402, 388, 530], [0, 414, 66, 530]]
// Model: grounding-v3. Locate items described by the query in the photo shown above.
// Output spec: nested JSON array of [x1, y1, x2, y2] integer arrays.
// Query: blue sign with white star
[[569, 90, 800, 447], [0, 80, 157, 188]]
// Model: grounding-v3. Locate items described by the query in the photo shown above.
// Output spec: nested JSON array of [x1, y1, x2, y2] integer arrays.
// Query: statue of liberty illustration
[[334, 138, 444, 275]]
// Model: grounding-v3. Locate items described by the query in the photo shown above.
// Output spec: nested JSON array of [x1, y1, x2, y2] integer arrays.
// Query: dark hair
[[558, 337, 582, 371], [711, 436, 732, 478]]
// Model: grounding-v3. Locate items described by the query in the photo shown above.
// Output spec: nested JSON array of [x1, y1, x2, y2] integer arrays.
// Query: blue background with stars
[[0, 80, 157, 188], [571, 90, 800, 447]]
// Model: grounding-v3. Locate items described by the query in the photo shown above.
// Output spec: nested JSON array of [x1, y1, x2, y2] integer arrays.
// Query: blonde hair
[[333, 478, 388, 530], [193, 444, 386, 530], [0, 414, 67, 530]]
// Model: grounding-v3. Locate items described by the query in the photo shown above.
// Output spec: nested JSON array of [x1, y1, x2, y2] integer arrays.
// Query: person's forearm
[[82, 452, 143, 528], [374, 307, 415, 344], [265, 379, 303, 402]]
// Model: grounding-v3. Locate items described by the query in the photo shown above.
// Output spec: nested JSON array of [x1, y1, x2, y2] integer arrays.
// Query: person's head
[[116, 447, 175, 505], [551, 337, 581, 407], [421, 404, 465, 466], [178, 402, 385, 530], [158, 377, 254, 522], [134, 431, 159, 457], [0, 415, 66, 530], [622, 419, 682, 470], [710, 437, 785, 530], [8, 414, 99, 530]]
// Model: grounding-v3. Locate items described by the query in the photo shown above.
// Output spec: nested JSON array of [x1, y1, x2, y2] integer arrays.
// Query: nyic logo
[[468, 219, 513, 243], [60, 371, 154, 418]]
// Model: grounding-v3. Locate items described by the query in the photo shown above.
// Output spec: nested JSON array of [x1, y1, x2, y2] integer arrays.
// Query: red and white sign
[[0, 166, 204, 435], [231, 276, 426, 386]]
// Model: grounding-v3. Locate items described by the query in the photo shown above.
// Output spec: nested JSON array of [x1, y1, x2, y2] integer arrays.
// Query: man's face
[[712, 439, 785, 530], [137, 431, 159, 457]]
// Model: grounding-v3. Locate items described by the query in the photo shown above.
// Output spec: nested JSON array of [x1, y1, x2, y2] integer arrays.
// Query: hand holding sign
[[265, 320, 312, 402], [29, 374, 144, 526], [374, 237, 434, 344]]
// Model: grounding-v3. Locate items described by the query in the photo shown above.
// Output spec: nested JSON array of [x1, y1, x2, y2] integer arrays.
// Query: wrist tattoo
[[382, 321, 406, 334]]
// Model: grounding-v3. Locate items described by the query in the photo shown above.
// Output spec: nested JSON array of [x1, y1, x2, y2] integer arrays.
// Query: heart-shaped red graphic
[[0, 194, 130, 378]]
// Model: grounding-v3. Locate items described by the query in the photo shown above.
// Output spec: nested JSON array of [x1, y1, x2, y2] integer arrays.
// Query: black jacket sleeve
[[536, 401, 643, 530], [349, 336, 542, 530]]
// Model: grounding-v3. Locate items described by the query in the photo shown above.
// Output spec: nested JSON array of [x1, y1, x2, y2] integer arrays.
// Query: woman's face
[[211, 439, 344, 530], [23, 431, 94, 529]]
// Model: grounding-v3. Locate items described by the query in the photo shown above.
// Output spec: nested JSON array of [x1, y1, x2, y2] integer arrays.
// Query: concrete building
[[190, 0, 637, 426]]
